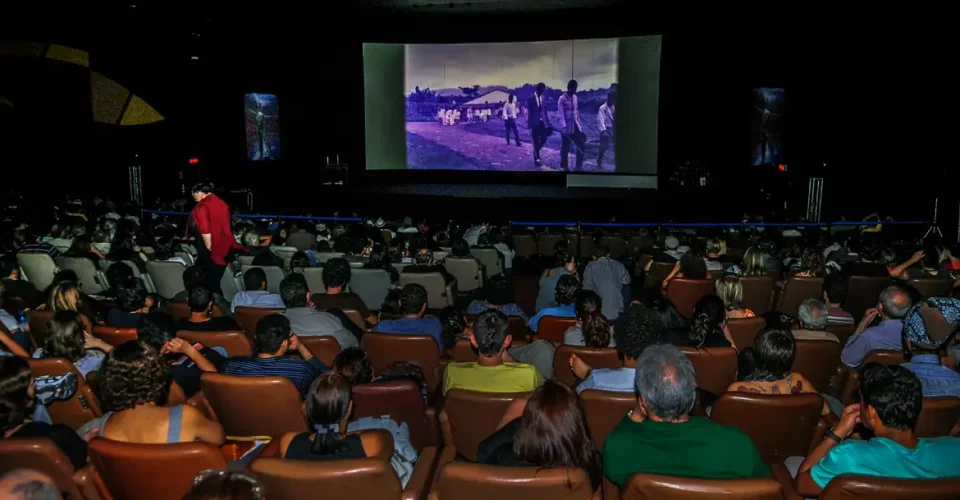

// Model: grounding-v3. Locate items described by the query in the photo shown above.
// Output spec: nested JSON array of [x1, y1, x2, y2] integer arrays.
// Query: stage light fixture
[[189, 157, 199, 164]]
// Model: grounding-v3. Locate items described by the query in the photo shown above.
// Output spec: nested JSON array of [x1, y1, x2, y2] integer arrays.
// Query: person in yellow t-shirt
[[443, 310, 543, 394]]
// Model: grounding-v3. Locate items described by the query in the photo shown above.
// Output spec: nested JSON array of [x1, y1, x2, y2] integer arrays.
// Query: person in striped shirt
[[823, 277, 855, 326]]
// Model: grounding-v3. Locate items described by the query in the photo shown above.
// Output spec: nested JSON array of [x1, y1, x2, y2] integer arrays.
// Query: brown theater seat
[[353, 379, 438, 450], [0, 438, 98, 500], [621, 472, 782, 500], [298, 335, 342, 366], [819, 474, 960, 500], [452, 338, 475, 362], [552, 345, 622, 387], [645, 262, 677, 288], [234, 306, 284, 341], [200, 373, 308, 438], [430, 462, 599, 500], [177, 330, 253, 357], [166, 300, 226, 322], [27, 309, 54, 348], [362, 332, 444, 392], [665, 279, 715, 318], [537, 234, 563, 257], [440, 389, 531, 462], [679, 346, 738, 398], [776, 277, 824, 318], [88, 437, 227, 500], [837, 350, 904, 404], [341, 309, 367, 329], [710, 392, 823, 464], [600, 236, 626, 258], [740, 276, 775, 315], [915, 397, 960, 438], [908, 278, 955, 299], [727, 317, 766, 350], [825, 323, 856, 346], [91, 325, 138, 346], [580, 389, 635, 449], [535, 315, 577, 343], [28, 357, 102, 429], [845, 276, 892, 321], [792, 339, 842, 395], [401, 271, 459, 308], [513, 234, 536, 259]]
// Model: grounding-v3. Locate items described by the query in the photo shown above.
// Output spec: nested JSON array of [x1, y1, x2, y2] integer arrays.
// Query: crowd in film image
[[405, 39, 619, 172]]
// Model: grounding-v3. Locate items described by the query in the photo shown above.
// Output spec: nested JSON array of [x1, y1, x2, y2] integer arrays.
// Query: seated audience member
[[90, 340, 224, 445], [0, 284, 30, 353], [451, 238, 472, 258], [792, 299, 840, 342], [793, 364, 960, 496], [571, 303, 666, 393], [822, 276, 855, 325], [603, 344, 769, 486], [220, 314, 326, 395], [175, 285, 242, 332], [0, 468, 61, 500], [900, 298, 960, 397], [836, 245, 891, 278], [13, 227, 60, 259], [363, 243, 400, 283], [243, 229, 284, 268], [33, 310, 111, 376], [172, 266, 232, 314], [0, 356, 88, 469], [730, 329, 830, 415], [106, 279, 153, 328], [841, 285, 912, 367], [372, 284, 443, 349], [105, 231, 146, 271], [149, 231, 188, 266], [280, 373, 381, 461], [528, 274, 581, 332], [727, 246, 767, 277], [1, 255, 38, 307], [668, 295, 735, 349], [651, 235, 685, 263], [466, 274, 528, 320], [715, 275, 756, 319], [289, 250, 312, 273], [378, 288, 403, 321], [311, 258, 377, 326], [183, 470, 265, 500], [443, 310, 543, 394], [103, 261, 135, 299], [583, 245, 631, 321], [279, 276, 357, 348], [486, 228, 515, 273], [660, 251, 709, 290], [535, 249, 576, 312], [331, 347, 374, 386], [404, 248, 454, 284], [63, 234, 103, 266], [230, 266, 284, 312], [704, 238, 725, 271], [136, 312, 224, 398], [891, 250, 953, 281], [793, 248, 826, 277], [476, 379, 602, 492], [45, 280, 94, 333], [564, 290, 615, 348]]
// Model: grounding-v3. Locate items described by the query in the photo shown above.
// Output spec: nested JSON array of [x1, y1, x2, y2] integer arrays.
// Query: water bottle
[[17, 311, 27, 332]]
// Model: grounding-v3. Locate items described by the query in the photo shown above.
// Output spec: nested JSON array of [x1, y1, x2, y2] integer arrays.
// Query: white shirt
[[598, 103, 615, 132], [492, 242, 515, 269], [556, 92, 582, 134], [503, 102, 519, 120]]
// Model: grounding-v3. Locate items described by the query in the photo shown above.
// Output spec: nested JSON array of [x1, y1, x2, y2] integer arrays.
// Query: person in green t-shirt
[[794, 363, 960, 496], [602, 344, 770, 486]]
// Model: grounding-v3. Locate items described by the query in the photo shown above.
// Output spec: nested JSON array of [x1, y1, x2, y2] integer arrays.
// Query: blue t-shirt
[[528, 303, 576, 332], [373, 317, 444, 350], [811, 436, 960, 488]]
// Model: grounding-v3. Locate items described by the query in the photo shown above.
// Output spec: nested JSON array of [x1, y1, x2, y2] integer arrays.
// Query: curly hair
[[98, 341, 169, 412], [331, 347, 373, 386], [43, 310, 86, 362], [554, 274, 581, 306], [321, 258, 352, 289], [860, 363, 923, 431], [614, 303, 666, 359], [437, 306, 467, 350], [473, 309, 510, 356], [0, 356, 33, 432], [289, 251, 311, 273]]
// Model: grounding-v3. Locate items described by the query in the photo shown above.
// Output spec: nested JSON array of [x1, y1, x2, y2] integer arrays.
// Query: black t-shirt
[[476, 418, 531, 467], [11, 421, 88, 470], [167, 346, 227, 398], [174, 316, 241, 332]]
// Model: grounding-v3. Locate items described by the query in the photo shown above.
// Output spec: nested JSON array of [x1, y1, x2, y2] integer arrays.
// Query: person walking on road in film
[[597, 90, 617, 170], [526, 82, 551, 167], [503, 94, 521, 147], [557, 79, 586, 171]]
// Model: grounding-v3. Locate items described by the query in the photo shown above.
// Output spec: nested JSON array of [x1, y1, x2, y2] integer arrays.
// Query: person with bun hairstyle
[[189, 180, 244, 294], [563, 290, 615, 348], [668, 295, 736, 349]]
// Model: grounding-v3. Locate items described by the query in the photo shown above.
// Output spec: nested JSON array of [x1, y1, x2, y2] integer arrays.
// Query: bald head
[[879, 286, 911, 320], [0, 469, 60, 500]]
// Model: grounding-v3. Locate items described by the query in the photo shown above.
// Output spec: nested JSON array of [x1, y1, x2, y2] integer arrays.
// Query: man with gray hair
[[0, 469, 61, 500], [602, 344, 769, 486], [793, 298, 840, 343], [841, 285, 912, 367]]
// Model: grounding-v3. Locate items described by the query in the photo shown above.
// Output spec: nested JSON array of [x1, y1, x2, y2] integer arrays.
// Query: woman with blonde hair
[[727, 246, 766, 277], [715, 275, 755, 319], [46, 281, 94, 333]]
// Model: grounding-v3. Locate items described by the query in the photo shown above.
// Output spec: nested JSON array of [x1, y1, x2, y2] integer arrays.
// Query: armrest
[[402, 446, 438, 500], [73, 464, 102, 500], [423, 405, 441, 449], [809, 413, 838, 454], [770, 463, 804, 500], [838, 365, 860, 405]]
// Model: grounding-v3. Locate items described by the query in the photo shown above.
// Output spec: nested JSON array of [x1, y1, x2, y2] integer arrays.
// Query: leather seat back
[[678, 347, 738, 397], [819, 474, 960, 500], [91, 325, 138, 347], [400, 272, 456, 308], [512, 235, 536, 258], [470, 248, 503, 277], [825, 323, 856, 346], [726, 317, 766, 350], [622, 472, 782, 499], [251, 455, 403, 499], [58, 257, 109, 295], [537, 234, 564, 257], [177, 330, 253, 357], [145, 260, 187, 299], [845, 276, 893, 322], [666, 279, 716, 318], [710, 392, 824, 464], [349, 268, 393, 311], [298, 336, 342, 366], [28, 357, 102, 429], [444, 258, 483, 293], [776, 277, 824, 318], [431, 462, 598, 500], [234, 306, 284, 341], [536, 316, 577, 342], [553, 345, 622, 387], [915, 397, 960, 438], [200, 373, 308, 438], [793, 339, 842, 393], [739, 276, 774, 316], [907, 279, 955, 300], [353, 380, 434, 451], [17, 253, 58, 292], [0, 438, 83, 499], [580, 389, 636, 449], [441, 389, 531, 462], [361, 332, 443, 392]]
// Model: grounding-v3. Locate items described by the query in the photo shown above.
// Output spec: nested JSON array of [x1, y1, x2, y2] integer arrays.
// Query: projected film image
[[245, 93, 281, 161], [405, 39, 618, 172], [750, 88, 784, 166]]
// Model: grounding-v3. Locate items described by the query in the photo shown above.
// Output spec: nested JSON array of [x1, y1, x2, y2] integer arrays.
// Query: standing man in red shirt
[[188, 181, 242, 294]]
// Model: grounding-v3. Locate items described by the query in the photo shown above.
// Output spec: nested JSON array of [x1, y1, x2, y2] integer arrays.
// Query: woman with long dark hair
[[536, 248, 577, 312], [668, 295, 736, 349], [563, 290, 614, 348], [33, 310, 112, 376], [477, 379, 603, 492]]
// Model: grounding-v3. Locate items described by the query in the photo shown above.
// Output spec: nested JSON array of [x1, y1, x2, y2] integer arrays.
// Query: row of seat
[[512, 233, 651, 259]]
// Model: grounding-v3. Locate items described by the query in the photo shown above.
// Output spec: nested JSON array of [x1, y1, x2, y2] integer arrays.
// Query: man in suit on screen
[[527, 82, 550, 167]]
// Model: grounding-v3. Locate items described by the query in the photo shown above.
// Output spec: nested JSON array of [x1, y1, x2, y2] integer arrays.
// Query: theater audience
[[172, 266, 232, 314], [466, 274, 527, 320], [437, 306, 468, 351], [149, 231, 188, 266], [792, 299, 840, 342], [363, 243, 400, 283], [793, 364, 960, 495], [476, 379, 602, 492], [106, 279, 153, 328], [230, 267, 284, 312], [330, 347, 374, 386], [841, 285, 911, 367], [403, 249, 454, 284], [486, 227, 515, 273], [289, 250, 311, 273], [220, 314, 326, 395], [243, 229, 284, 268], [822, 276, 855, 325], [135, 312, 223, 398], [900, 298, 960, 397], [279, 275, 357, 349], [14, 227, 60, 259], [105, 231, 146, 271], [174, 285, 242, 332], [372, 284, 443, 349], [715, 275, 755, 319], [64, 233, 105, 268], [891, 250, 952, 280], [792, 248, 826, 277], [529, 274, 580, 332], [704, 238, 725, 271], [0, 256, 37, 308], [603, 344, 769, 486], [583, 245, 631, 320], [661, 251, 709, 289], [33, 310, 111, 376], [727, 246, 767, 277], [45, 281, 94, 333], [0, 356, 88, 469], [563, 290, 615, 348], [668, 295, 735, 349], [650, 235, 684, 262], [444, 310, 543, 394], [836, 245, 891, 278], [535, 249, 576, 312], [311, 258, 377, 326]]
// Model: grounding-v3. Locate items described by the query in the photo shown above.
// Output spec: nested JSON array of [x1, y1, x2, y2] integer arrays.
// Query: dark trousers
[[531, 123, 547, 162], [504, 118, 520, 145], [598, 130, 612, 168], [560, 127, 585, 170], [196, 251, 226, 296]]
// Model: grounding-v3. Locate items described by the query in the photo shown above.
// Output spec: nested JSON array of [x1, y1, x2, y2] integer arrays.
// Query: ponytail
[[582, 311, 611, 348], [311, 427, 349, 455]]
